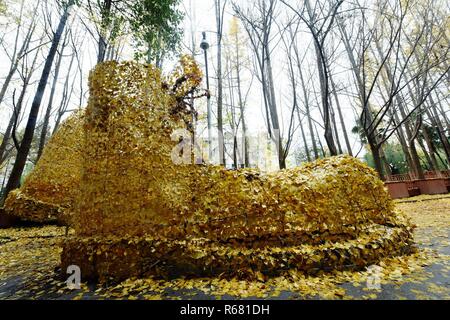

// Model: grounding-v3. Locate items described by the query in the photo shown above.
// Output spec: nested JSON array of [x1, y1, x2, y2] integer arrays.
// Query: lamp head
[[200, 31, 209, 50]]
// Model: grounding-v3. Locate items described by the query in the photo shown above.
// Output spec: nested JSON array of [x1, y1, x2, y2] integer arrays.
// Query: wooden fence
[[384, 170, 450, 199]]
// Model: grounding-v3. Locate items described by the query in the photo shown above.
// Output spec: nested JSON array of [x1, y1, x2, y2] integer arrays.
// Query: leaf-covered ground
[[0, 194, 449, 300]]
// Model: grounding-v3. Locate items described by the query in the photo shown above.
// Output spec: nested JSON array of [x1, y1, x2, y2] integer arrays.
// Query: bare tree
[[0, 0, 40, 105], [0, 26, 44, 165], [289, 25, 320, 160], [336, 0, 449, 178], [36, 28, 70, 161], [215, 0, 227, 165], [281, 0, 344, 156], [233, 0, 289, 169], [53, 52, 77, 134], [228, 16, 251, 167], [330, 77, 353, 155], [1, 0, 76, 205]]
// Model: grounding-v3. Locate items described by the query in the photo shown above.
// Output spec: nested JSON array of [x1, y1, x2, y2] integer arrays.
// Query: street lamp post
[[200, 31, 213, 162]]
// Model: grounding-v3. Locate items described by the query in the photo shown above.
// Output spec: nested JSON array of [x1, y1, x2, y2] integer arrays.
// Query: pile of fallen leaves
[[62, 223, 414, 282], [3, 111, 84, 225]]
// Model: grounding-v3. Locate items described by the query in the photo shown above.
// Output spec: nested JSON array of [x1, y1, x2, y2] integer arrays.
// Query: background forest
[[0, 0, 449, 202]]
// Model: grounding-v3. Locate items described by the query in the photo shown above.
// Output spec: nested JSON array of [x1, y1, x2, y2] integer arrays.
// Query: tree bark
[[53, 53, 76, 135], [314, 122, 326, 158], [265, 54, 284, 169], [97, 0, 112, 63], [0, 42, 41, 165], [428, 95, 450, 163], [389, 107, 415, 173], [0, 2, 36, 106], [338, 16, 397, 177], [215, 0, 225, 166], [330, 103, 342, 154], [293, 46, 319, 159], [370, 141, 385, 180], [330, 77, 353, 155], [36, 33, 67, 161], [304, 0, 338, 156]]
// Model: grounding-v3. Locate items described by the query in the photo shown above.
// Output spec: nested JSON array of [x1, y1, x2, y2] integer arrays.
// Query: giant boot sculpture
[[58, 57, 415, 282]]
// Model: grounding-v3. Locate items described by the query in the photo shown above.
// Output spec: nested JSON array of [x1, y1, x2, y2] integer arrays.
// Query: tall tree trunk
[[379, 146, 392, 177], [294, 50, 318, 159], [1, 0, 74, 205], [291, 28, 318, 160], [385, 102, 415, 174], [97, 0, 112, 63], [417, 134, 434, 171], [1, 158, 11, 192], [434, 89, 450, 134], [369, 141, 385, 180], [405, 126, 425, 179], [304, 0, 337, 156], [330, 104, 342, 154], [372, 40, 424, 179], [36, 33, 67, 161], [53, 53, 76, 135], [338, 16, 391, 176], [215, 0, 225, 166], [330, 77, 352, 155], [391, 98, 424, 180], [306, 106, 319, 159], [0, 2, 36, 106], [311, 36, 336, 156], [98, 36, 107, 63], [288, 41, 311, 162], [234, 45, 249, 167], [422, 127, 441, 171], [226, 58, 238, 168], [428, 95, 450, 163], [362, 104, 391, 178], [314, 122, 326, 158], [233, 135, 238, 169], [266, 54, 284, 169], [0, 42, 41, 165], [296, 107, 311, 162], [0, 115, 15, 164]]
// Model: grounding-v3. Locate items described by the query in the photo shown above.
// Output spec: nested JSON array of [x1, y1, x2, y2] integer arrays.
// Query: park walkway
[[0, 195, 449, 300]]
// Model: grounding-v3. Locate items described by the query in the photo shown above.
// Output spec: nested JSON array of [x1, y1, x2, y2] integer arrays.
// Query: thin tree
[[36, 29, 70, 161], [233, 0, 287, 169], [1, 0, 75, 205], [281, 0, 343, 156], [0, 0, 40, 105]]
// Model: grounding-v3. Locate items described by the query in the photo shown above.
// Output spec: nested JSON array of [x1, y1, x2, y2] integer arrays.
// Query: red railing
[[385, 170, 450, 182], [385, 173, 413, 182]]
